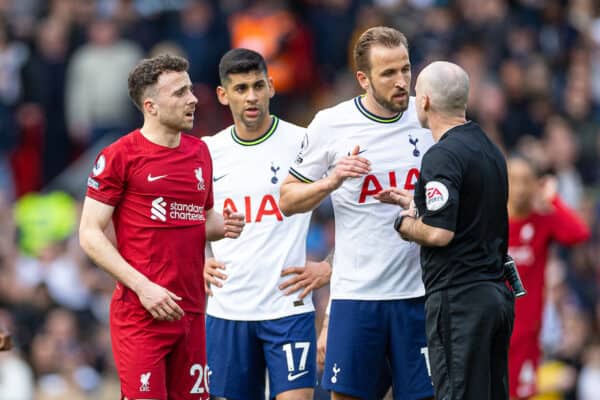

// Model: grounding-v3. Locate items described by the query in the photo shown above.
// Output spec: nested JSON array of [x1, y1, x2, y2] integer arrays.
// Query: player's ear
[[423, 94, 431, 112], [356, 70, 370, 91], [216, 86, 229, 106], [143, 97, 157, 116], [268, 77, 276, 98]]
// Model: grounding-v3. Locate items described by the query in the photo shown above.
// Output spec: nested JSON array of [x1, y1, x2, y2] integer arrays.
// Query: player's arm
[[550, 196, 590, 244], [397, 209, 455, 246], [280, 145, 370, 216], [537, 177, 590, 244], [204, 208, 245, 241], [317, 313, 329, 371], [79, 196, 184, 320], [398, 147, 458, 247], [279, 174, 339, 216]]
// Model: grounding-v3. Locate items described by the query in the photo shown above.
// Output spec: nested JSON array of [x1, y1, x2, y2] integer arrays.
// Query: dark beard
[[372, 87, 408, 114]]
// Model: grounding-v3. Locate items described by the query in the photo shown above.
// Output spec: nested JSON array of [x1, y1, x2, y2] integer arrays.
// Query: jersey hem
[[85, 192, 119, 207], [329, 291, 426, 301], [206, 306, 315, 321]]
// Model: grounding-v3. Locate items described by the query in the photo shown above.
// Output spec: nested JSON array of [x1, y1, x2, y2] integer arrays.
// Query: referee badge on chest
[[195, 167, 205, 191]]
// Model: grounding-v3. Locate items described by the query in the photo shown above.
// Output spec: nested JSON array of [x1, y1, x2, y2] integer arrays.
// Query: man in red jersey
[[79, 54, 245, 400], [507, 155, 589, 399]]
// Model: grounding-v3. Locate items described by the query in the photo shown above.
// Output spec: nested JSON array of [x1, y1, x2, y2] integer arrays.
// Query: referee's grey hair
[[418, 61, 469, 115]]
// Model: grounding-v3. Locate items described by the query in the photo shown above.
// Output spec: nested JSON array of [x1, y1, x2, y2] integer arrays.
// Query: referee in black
[[393, 61, 514, 400]]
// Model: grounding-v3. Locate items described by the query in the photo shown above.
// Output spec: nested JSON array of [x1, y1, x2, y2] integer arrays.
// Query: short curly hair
[[128, 54, 189, 111]]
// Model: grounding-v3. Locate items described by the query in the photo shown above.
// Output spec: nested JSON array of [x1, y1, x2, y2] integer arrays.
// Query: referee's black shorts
[[425, 280, 515, 400]]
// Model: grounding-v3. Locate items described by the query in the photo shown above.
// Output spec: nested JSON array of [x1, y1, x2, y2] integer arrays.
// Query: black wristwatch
[[394, 208, 418, 233], [393, 213, 407, 233]]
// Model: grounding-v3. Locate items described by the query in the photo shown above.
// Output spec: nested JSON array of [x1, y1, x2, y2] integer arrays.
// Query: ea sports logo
[[426, 186, 443, 199], [425, 181, 449, 211]]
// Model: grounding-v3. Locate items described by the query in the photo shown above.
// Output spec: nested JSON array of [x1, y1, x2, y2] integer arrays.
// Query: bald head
[[416, 61, 469, 116]]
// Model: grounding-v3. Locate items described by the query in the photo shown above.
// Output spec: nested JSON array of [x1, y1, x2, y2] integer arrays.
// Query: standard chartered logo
[[150, 197, 205, 222], [151, 197, 167, 221]]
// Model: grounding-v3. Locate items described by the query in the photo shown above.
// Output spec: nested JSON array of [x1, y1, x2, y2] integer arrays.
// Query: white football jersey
[[289, 96, 434, 300], [203, 116, 314, 320]]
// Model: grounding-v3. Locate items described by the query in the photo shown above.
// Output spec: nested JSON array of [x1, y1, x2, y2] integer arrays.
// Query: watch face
[[394, 214, 404, 232]]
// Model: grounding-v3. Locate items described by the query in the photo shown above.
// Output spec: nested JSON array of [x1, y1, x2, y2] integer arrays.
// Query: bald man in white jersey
[[280, 27, 434, 400]]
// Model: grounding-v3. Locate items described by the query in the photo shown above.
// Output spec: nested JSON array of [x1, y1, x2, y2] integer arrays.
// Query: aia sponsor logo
[[358, 168, 420, 204], [223, 194, 283, 223]]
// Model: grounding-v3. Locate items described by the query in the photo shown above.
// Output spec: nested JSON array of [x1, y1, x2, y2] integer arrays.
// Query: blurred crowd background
[[1, 0, 600, 398]]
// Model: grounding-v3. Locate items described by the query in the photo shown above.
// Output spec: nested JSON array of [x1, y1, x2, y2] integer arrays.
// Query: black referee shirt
[[414, 121, 508, 294]]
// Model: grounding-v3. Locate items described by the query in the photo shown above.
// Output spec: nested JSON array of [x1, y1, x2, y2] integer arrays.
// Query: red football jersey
[[508, 197, 589, 397], [86, 130, 214, 313], [508, 196, 589, 341]]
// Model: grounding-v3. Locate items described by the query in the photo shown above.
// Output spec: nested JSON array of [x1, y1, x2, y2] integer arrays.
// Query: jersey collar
[[354, 95, 403, 123], [230, 116, 279, 146]]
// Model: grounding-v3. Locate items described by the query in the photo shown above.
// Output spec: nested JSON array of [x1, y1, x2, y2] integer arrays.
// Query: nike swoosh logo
[[213, 174, 228, 182], [347, 149, 367, 156], [287, 371, 309, 381], [147, 174, 168, 182]]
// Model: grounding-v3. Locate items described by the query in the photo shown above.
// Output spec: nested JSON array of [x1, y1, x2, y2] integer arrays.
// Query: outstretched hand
[[374, 187, 413, 209], [327, 145, 371, 190], [223, 208, 245, 238]]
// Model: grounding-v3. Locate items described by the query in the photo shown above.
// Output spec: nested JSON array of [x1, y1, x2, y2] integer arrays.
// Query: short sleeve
[[85, 147, 126, 206], [204, 145, 214, 211], [288, 112, 332, 183], [417, 146, 462, 232]]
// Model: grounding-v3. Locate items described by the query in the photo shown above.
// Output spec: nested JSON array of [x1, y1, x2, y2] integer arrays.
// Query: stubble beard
[[372, 85, 408, 114], [161, 113, 192, 133]]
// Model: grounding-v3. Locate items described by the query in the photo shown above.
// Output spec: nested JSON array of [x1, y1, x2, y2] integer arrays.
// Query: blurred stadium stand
[[1, 0, 600, 398]]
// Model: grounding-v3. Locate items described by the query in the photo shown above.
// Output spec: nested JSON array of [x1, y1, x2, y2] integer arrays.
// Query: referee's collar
[[439, 120, 473, 141]]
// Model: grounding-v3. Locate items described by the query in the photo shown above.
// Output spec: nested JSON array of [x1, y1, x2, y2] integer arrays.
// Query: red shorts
[[110, 298, 208, 400], [509, 330, 540, 399]]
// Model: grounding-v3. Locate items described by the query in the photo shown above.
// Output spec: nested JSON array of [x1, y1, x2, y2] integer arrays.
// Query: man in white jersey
[[203, 48, 331, 400], [279, 27, 434, 400]]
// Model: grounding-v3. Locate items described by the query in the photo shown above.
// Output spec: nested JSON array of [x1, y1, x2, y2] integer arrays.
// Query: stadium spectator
[[65, 17, 142, 145], [0, 2, 598, 398]]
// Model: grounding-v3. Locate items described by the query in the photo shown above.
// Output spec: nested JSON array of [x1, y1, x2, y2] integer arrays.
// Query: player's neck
[[508, 203, 531, 220], [140, 121, 181, 148], [429, 114, 467, 142], [234, 115, 273, 141], [362, 94, 400, 118]]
